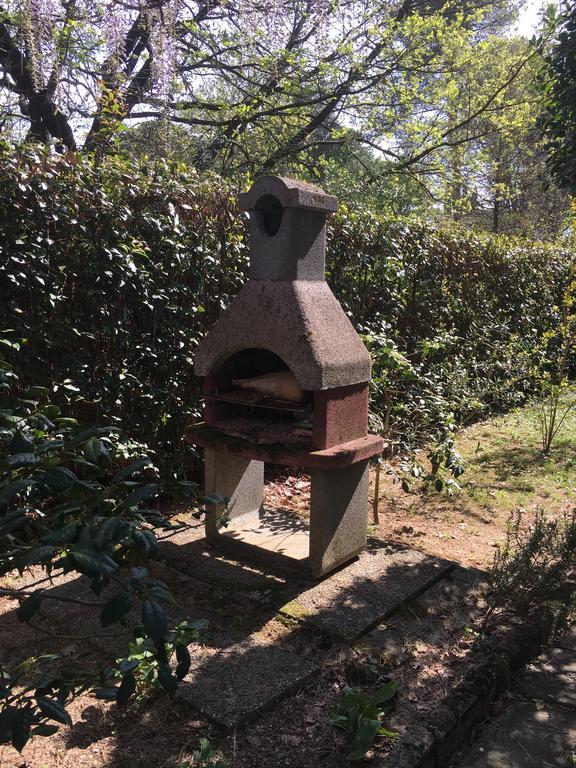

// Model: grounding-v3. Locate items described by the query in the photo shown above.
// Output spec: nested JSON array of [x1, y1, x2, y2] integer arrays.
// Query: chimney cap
[[238, 175, 338, 214]]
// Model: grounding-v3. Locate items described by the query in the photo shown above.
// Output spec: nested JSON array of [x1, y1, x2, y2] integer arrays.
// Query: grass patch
[[457, 395, 576, 516], [379, 392, 576, 568]]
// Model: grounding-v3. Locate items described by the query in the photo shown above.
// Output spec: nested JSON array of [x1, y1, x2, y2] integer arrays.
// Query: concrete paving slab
[[279, 542, 452, 642], [179, 638, 317, 728], [454, 700, 576, 767], [159, 532, 286, 592], [360, 569, 484, 664], [515, 646, 576, 708]]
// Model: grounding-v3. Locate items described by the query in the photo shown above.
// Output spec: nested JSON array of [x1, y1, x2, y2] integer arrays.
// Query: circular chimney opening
[[255, 194, 283, 237]]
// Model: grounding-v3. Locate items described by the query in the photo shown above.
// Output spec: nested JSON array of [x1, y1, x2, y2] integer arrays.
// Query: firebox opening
[[217, 348, 289, 381], [206, 348, 313, 447], [255, 194, 283, 237]]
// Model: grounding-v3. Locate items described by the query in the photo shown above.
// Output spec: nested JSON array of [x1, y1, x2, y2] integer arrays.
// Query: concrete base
[[203, 449, 370, 579], [309, 460, 368, 578], [222, 508, 310, 563], [203, 448, 263, 540]]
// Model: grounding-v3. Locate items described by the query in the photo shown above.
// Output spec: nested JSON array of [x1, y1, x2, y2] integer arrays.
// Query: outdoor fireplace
[[188, 176, 383, 578]]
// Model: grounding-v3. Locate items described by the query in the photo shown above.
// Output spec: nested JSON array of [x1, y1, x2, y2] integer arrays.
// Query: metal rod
[[372, 458, 381, 525]]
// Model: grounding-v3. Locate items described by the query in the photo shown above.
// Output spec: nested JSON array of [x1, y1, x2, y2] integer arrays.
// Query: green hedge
[[0, 149, 248, 476], [0, 147, 572, 474], [327, 205, 573, 448]]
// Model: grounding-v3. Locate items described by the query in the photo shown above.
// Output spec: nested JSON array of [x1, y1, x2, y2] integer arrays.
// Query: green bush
[[328, 205, 573, 452], [0, 334, 203, 751], [0, 145, 572, 478], [484, 508, 576, 626], [0, 146, 248, 477]]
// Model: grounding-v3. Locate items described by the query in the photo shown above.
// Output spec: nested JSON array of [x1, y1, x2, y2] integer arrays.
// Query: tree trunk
[[0, 18, 76, 151], [492, 195, 500, 233]]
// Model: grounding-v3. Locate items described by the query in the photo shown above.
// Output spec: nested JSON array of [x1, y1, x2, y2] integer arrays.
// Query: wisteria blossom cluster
[[103, 0, 133, 62], [9, 0, 181, 94], [149, 0, 180, 100], [29, 0, 59, 41]]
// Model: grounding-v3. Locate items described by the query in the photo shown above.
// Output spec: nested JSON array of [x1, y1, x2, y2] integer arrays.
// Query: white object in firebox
[[233, 371, 303, 402]]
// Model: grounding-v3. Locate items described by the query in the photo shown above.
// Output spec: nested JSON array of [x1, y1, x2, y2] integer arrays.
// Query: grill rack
[[207, 387, 313, 414]]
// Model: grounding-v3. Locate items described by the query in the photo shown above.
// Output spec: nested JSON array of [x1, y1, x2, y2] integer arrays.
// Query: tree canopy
[[0, 1, 569, 232], [540, 1, 576, 195], [0, 5, 533, 172]]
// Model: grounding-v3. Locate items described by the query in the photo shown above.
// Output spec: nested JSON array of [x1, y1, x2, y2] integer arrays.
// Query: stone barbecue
[[188, 175, 383, 578]]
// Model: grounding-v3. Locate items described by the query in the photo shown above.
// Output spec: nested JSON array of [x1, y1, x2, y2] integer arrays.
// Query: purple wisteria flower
[[103, 0, 132, 60], [150, 0, 179, 100], [28, 0, 62, 45]]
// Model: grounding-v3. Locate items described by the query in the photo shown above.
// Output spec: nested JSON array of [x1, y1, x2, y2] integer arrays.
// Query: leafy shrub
[[484, 508, 576, 627], [331, 681, 398, 761], [0, 335, 202, 751], [329, 207, 573, 455], [0, 145, 248, 478]]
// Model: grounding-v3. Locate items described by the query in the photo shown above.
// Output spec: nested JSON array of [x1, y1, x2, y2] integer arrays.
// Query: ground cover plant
[[330, 681, 398, 761]]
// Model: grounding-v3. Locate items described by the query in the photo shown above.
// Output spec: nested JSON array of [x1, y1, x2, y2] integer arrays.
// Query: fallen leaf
[[186, 720, 207, 730]]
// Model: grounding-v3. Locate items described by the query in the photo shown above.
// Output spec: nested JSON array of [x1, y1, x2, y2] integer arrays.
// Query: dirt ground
[[0, 548, 487, 768], [264, 465, 501, 570], [1, 402, 574, 768]]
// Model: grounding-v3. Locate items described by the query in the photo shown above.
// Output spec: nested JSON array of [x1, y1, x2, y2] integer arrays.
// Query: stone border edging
[[380, 606, 558, 768]]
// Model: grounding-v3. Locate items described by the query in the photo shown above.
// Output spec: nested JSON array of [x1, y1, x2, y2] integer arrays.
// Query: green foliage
[[0, 332, 203, 751], [0, 146, 572, 487], [180, 738, 227, 767], [485, 508, 576, 626], [534, 272, 576, 454], [0, 146, 248, 477], [331, 682, 398, 762], [399, 420, 465, 495], [112, 618, 206, 703], [539, 2, 576, 194], [330, 207, 572, 464]]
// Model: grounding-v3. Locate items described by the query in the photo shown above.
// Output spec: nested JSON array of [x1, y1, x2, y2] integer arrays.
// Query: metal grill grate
[[213, 417, 312, 446]]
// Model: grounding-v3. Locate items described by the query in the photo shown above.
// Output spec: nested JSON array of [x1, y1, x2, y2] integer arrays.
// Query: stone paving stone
[[279, 542, 453, 642], [360, 568, 484, 664], [178, 638, 318, 729], [453, 700, 576, 768], [514, 646, 576, 708]]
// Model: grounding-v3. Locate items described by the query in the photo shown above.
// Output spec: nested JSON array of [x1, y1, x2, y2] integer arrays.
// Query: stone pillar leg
[[203, 448, 264, 543], [309, 460, 369, 578]]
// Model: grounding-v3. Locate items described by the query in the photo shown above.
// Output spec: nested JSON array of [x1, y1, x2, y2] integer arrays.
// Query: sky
[[512, 0, 550, 37]]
